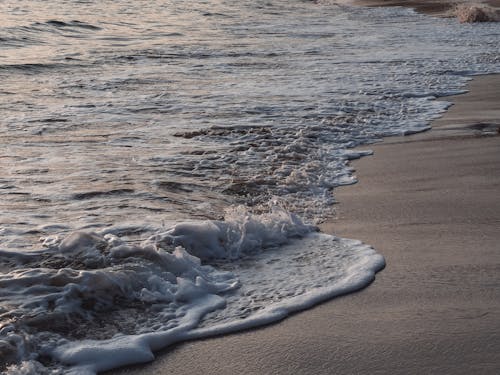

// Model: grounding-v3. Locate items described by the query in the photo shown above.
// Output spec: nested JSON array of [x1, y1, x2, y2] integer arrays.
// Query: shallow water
[[0, 0, 499, 373]]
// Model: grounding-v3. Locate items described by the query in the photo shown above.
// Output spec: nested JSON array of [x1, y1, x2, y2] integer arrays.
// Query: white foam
[[1, 209, 383, 374], [146, 206, 314, 260]]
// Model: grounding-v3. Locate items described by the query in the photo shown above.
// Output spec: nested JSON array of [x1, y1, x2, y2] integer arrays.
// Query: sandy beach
[[109, 47, 500, 375]]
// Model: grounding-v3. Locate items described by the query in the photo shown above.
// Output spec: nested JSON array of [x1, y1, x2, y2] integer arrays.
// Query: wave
[[0, 207, 384, 374], [0, 62, 68, 74], [44, 20, 102, 30], [0, 19, 101, 50]]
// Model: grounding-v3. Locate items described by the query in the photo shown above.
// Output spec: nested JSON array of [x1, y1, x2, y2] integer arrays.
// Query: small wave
[[45, 20, 69, 28], [0, 62, 71, 74], [45, 20, 102, 30], [0, 20, 100, 50], [71, 189, 135, 201], [0, 207, 383, 374]]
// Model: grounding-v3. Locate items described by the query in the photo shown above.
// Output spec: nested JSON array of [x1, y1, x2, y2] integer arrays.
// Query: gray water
[[2, 0, 498, 250]]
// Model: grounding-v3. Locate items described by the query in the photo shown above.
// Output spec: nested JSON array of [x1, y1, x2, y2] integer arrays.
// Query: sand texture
[[109, 72, 500, 374]]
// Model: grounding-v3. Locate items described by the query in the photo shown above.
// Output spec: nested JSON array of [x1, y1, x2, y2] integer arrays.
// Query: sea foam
[[1, 208, 384, 374]]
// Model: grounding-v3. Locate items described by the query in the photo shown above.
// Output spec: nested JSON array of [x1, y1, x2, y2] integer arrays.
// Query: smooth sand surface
[[109, 71, 500, 374]]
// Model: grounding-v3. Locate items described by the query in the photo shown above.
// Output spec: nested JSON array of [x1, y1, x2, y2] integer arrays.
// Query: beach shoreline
[[109, 56, 500, 375], [107, 2, 500, 373], [1, 0, 498, 373], [111, 75, 500, 375]]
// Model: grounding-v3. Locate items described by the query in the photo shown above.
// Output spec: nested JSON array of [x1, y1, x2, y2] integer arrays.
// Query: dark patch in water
[[180, 149, 218, 156], [222, 181, 256, 196], [45, 20, 101, 30], [46, 20, 68, 27], [155, 181, 194, 193], [0, 63, 63, 73], [174, 125, 272, 139], [41, 118, 69, 123], [70, 20, 102, 30], [72, 189, 135, 200]]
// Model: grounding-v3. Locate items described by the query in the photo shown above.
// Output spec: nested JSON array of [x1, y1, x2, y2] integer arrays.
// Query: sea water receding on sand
[[1, 208, 383, 374], [0, 0, 499, 373]]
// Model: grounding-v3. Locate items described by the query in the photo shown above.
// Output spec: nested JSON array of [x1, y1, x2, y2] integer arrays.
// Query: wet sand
[[110, 77, 500, 375]]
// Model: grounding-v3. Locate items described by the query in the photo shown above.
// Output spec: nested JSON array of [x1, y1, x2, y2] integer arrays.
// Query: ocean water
[[0, 0, 498, 373]]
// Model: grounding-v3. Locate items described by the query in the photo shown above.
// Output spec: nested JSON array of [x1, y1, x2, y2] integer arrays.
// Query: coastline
[[2, 1, 499, 373], [109, 71, 500, 375], [105, 2, 500, 373]]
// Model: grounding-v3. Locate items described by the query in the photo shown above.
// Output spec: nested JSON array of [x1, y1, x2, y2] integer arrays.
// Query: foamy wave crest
[[0, 207, 383, 374], [146, 206, 315, 259]]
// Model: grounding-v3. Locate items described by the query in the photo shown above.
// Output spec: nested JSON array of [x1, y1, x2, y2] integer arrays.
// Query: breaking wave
[[1, 207, 384, 374]]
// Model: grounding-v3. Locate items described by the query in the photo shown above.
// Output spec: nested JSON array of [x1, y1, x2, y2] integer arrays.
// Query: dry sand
[[109, 72, 500, 374]]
